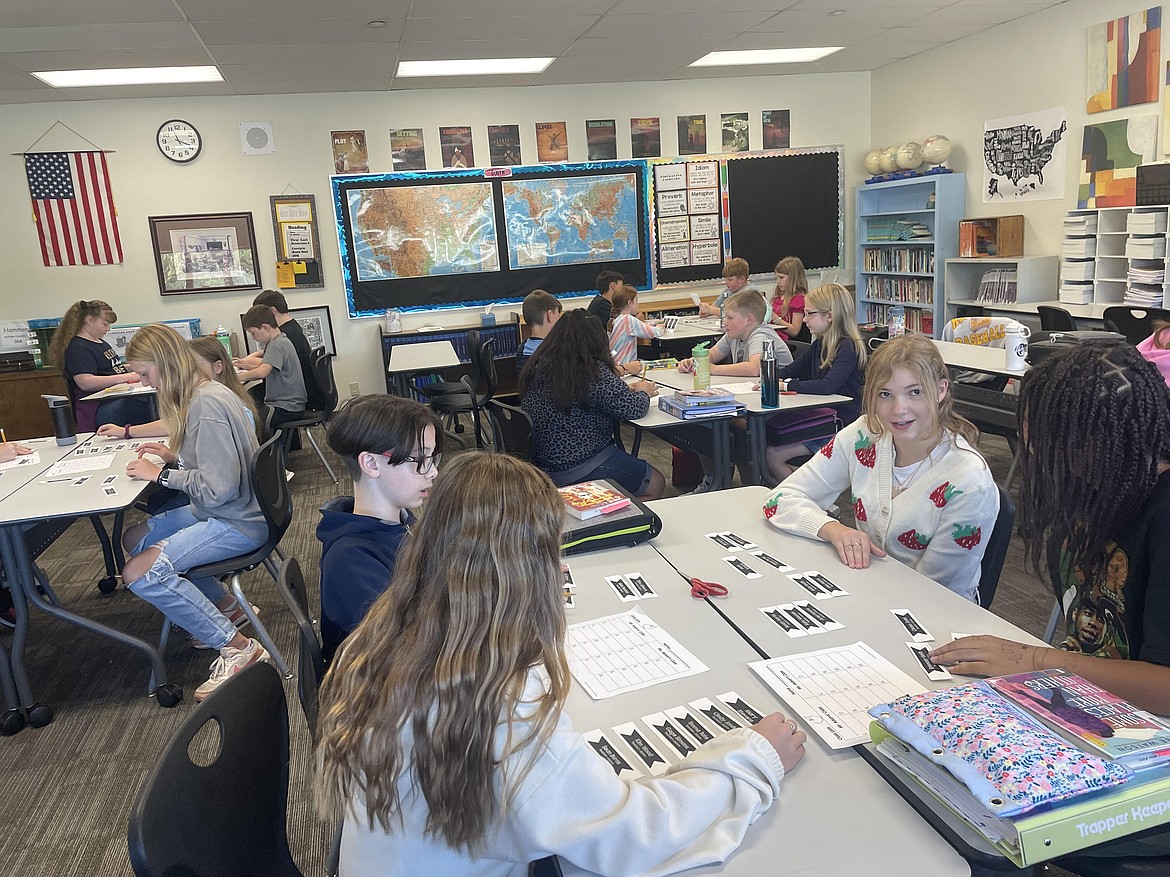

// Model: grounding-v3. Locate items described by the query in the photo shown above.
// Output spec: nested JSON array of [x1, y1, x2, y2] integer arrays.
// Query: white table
[[78, 383, 159, 403], [933, 339, 1028, 379], [387, 340, 460, 397], [555, 519, 971, 877]]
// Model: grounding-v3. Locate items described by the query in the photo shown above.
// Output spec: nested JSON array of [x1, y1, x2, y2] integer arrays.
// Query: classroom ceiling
[[0, 0, 1068, 103]]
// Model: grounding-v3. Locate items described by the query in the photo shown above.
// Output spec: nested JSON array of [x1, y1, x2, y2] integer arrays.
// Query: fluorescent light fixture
[[690, 47, 843, 67], [396, 57, 554, 77], [32, 66, 223, 88]]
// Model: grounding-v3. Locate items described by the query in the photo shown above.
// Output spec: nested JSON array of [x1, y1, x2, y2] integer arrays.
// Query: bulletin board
[[269, 194, 324, 289]]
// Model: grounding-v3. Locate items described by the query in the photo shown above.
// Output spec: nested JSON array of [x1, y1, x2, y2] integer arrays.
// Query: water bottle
[[42, 394, 76, 446], [1004, 322, 1031, 371], [692, 341, 711, 390], [760, 341, 780, 408], [214, 324, 232, 358], [383, 308, 402, 334], [888, 304, 906, 338]]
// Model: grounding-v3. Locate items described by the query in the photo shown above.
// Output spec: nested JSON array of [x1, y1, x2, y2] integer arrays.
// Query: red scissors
[[690, 577, 729, 599]]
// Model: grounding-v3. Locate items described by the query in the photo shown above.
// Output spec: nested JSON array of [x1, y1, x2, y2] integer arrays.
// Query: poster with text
[[678, 115, 706, 156], [631, 117, 661, 158], [762, 110, 791, 149], [983, 106, 1068, 202], [390, 128, 426, 171], [439, 126, 474, 168], [487, 124, 522, 166], [536, 121, 569, 163], [331, 130, 369, 174], [586, 119, 618, 160], [721, 113, 749, 152]]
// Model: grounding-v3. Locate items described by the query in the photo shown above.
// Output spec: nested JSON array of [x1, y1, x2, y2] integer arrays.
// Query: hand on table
[[817, 520, 886, 569], [125, 457, 162, 482], [677, 358, 695, 374], [752, 712, 806, 773], [96, 424, 125, 438], [929, 635, 1048, 678], [631, 379, 658, 397], [134, 441, 176, 466], [0, 443, 32, 464]]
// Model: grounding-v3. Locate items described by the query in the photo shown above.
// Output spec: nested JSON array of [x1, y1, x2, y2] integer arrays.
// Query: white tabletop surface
[[556, 525, 970, 877], [387, 340, 460, 373], [642, 368, 851, 415], [79, 383, 158, 403], [0, 434, 94, 504], [932, 339, 1027, 378], [659, 316, 725, 341]]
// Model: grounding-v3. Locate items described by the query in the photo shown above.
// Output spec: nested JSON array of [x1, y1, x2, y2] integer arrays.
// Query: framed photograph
[[148, 212, 261, 296], [241, 304, 336, 357]]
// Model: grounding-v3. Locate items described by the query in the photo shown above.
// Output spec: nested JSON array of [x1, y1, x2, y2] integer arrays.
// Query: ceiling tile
[[232, 79, 390, 94], [729, 28, 886, 48], [176, 0, 411, 21], [0, 23, 199, 53], [586, 12, 776, 37], [3, 0, 184, 27], [1, 48, 215, 73], [402, 16, 599, 42], [535, 53, 691, 85], [609, 0, 798, 11], [220, 60, 396, 84], [409, 0, 615, 15], [389, 73, 542, 90], [206, 43, 397, 65], [398, 39, 578, 61], [909, 4, 1046, 27], [193, 19, 404, 46], [562, 35, 734, 58], [755, 8, 933, 30]]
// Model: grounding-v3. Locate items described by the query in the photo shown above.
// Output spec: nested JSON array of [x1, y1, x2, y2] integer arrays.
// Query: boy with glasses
[[316, 395, 443, 663]]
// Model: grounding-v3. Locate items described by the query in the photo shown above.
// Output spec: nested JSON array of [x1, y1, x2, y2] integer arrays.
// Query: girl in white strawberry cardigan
[[762, 334, 999, 602]]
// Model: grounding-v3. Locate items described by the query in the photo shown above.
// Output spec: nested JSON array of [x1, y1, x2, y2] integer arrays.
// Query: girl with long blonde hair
[[119, 324, 269, 700], [763, 333, 998, 602], [317, 452, 806, 877], [769, 256, 809, 341]]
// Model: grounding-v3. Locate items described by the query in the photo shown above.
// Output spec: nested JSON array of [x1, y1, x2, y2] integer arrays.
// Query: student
[[585, 270, 623, 325], [0, 443, 31, 463], [119, 324, 269, 701], [1136, 319, 1170, 387], [521, 310, 665, 501], [49, 299, 148, 433], [769, 256, 809, 342], [235, 289, 324, 409], [762, 334, 999, 603], [315, 452, 806, 876], [516, 289, 562, 371], [237, 305, 307, 430], [608, 284, 663, 373], [679, 289, 790, 379], [316, 395, 442, 664], [765, 283, 867, 481], [698, 257, 750, 318]]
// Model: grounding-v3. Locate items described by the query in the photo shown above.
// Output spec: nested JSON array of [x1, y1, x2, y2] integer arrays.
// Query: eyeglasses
[[376, 451, 441, 474], [804, 310, 829, 317]]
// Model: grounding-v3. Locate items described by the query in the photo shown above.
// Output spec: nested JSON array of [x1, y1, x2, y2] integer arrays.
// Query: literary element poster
[[721, 113, 749, 152], [983, 107, 1068, 202], [586, 119, 617, 160], [536, 121, 569, 163], [331, 130, 369, 174], [762, 110, 791, 149], [678, 115, 706, 156], [488, 124, 522, 166], [631, 117, 661, 158], [653, 160, 722, 269], [439, 126, 474, 168], [390, 128, 426, 171]]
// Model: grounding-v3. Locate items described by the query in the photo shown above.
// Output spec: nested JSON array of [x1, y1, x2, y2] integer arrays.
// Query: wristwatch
[[157, 468, 169, 487]]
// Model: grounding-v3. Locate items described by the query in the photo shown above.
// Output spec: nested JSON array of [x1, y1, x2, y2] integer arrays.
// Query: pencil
[[1, 428, 7, 443]]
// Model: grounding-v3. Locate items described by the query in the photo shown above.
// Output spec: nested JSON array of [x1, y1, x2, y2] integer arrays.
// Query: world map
[[502, 174, 640, 270], [347, 183, 499, 281]]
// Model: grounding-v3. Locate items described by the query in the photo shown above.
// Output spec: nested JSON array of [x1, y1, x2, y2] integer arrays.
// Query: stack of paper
[[1063, 214, 1098, 235], [1060, 260, 1095, 282], [1059, 282, 1094, 305], [1127, 212, 1168, 234], [1125, 236, 1166, 259], [1061, 237, 1097, 258]]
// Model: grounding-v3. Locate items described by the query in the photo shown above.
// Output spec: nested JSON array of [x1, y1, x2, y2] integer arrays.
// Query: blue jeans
[[128, 507, 263, 650]]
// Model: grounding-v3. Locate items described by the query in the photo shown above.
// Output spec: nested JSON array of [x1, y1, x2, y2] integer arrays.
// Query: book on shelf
[[975, 268, 1018, 304], [672, 387, 737, 406], [558, 481, 632, 520], [658, 396, 743, 420]]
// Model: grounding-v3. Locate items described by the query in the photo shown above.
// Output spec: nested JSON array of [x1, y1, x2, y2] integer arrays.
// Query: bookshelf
[[855, 173, 965, 338], [944, 256, 1059, 321], [1062, 206, 1168, 310]]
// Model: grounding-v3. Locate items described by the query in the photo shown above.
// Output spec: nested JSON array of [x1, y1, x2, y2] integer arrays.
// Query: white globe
[[863, 149, 883, 175], [922, 135, 953, 166], [896, 141, 924, 170], [878, 146, 899, 173]]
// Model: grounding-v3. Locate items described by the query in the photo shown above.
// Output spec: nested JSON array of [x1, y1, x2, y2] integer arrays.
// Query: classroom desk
[[555, 526, 969, 877], [386, 339, 460, 397], [0, 434, 172, 730], [79, 382, 161, 419]]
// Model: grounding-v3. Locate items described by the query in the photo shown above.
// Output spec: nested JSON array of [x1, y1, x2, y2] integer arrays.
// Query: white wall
[[0, 72, 870, 397], [872, 0, 1166, 258]]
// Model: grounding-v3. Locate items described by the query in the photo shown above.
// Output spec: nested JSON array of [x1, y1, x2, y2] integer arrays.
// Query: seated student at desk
[[585, 270, 623, 326], [233, 289, 323, 410], [237, 305, 307, 431], [768, 256, 811, 342], [49, 299, 149, 432], [679, 289, 789, 379], [516, 289, 562, 372], [521, 310, 665, 501], [608, 284, 664, 375], [316, 395, 442, 665], [698, 257, 750, 318], [316, 452, 806, 877], [762, 334, 998, 603]]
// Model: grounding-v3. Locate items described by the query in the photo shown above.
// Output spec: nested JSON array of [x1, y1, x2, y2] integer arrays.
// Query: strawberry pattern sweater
[[761, 417, 999, 602]]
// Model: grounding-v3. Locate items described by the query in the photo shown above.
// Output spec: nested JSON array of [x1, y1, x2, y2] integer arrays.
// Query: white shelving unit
[[944, 256, 1059, 322], [1062, 206, 1167, 310]]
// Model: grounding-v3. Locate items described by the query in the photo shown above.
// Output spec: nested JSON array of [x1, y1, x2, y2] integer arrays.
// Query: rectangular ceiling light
[[690, 47, 843, 67], [396, 58, 554, 77], [32, 66, 224, 87]]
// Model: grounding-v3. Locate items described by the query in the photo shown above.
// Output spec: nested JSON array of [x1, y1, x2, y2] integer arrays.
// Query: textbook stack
[[869, 670, 1170, 866], [974, 268, 1018, 304], [659, 387, 743, 420]]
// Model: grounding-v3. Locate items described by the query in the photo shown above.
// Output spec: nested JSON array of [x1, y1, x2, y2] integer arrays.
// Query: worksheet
[[567, 607, 708, 700], [749, 641, 925, 749], [0, 452, 41, 471], [40, 455, 114, 477]]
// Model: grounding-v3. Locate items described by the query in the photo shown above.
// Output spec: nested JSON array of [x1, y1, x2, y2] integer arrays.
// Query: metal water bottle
[[42, 394, 76, 446], [1004, 322, 1031, 371], [760, 341, 780, 408]]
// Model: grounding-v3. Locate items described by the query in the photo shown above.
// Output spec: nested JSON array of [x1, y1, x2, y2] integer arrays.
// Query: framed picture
[[148, 212, 261, 296], [241, 304, 336, 357]]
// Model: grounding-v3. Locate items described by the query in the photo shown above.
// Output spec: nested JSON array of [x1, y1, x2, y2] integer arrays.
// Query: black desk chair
[[272, 347, 339, 484], [487, 399, 534, 460], [128, 662, 304, 877], [1037, 305, 1077, 331], [430, 338, 497, 449], [784, 339, 811, 361], [277, 557, 324, 741], [418, 328, 480, 401], [1103, 306, 1170, 344], [977, 486, 1016, 610]]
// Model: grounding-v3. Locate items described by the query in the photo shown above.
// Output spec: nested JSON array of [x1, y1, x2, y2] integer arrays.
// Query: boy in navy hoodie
[[316, 395, 442, 663]]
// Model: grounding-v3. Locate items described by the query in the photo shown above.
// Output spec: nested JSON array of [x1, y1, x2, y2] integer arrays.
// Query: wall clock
[[156, 119, 202, 163]]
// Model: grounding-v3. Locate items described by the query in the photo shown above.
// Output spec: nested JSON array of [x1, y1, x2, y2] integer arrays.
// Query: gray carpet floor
[[0, 424, 1061, 876]]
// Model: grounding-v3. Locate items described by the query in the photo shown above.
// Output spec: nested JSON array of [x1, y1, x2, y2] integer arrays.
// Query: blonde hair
[[772, 256, 809, 319], [806, 283, 866, 371], [125, 324, 204, 449], [725, 288, 767, 325], [50, 299, 117, 368], [315, 453, 571, 850], [189, 336, 260, 437], [863, 333, 978, 446]]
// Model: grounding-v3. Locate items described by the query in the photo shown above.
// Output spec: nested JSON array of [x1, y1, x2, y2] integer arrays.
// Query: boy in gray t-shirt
[[239, 304, 307, 426], [679, 288, 791, 378]]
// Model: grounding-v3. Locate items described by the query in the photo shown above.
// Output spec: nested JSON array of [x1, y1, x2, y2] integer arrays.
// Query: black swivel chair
[[977, 486, 1016, 610], [127, 662, 304, 877], [784, 339, 811, 361], [487, 399, 534, 460], [276, 557, 324, 739], [272, 347, 339, 484], [418, 329, 481, 401], [1036, 305, 1078, 331], [430, 338, 497, 449], [1103, 306, 1170, 344]]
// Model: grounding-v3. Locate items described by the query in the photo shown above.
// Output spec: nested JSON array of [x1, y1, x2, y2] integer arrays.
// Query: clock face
[[157, 119, 202, 163]]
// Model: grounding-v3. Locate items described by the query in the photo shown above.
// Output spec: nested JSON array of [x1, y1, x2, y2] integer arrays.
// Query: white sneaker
[[285, 469, 295, 482], [191, 601, 259, 649], [194, 638, 270, 702], [691, 476, 715, 495]]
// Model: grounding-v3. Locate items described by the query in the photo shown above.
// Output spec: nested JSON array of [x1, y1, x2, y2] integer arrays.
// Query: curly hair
[[49, 300, 117, 368], [519, 309, 615, 412], [1017, 343, 1170, 601]]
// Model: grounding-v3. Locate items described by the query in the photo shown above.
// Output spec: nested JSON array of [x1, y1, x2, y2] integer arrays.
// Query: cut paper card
[[717, 691, 765, 725], [605, 574, 639, 603], [0, 451, 41, 470], [665, 705, 716, 744], [705, 532, 735, 550], [720, 531, 758, 552], [614, 721, 670, 775], [582, 729, 639, 779], [761, 605, 806, 637], [688, 697, 744, 733], [796, 600, 844, 632], [642, 711, 699, 758], [783, 602, 828, 635], [722, 556, 761, 579], [750, 550, 794, 571], [626, 572, 657, 599], [891, 609, 934, 642], [906, 642, 953, 681]]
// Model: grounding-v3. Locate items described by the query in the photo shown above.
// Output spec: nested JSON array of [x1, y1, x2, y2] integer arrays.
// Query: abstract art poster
[[1087, 7, 1161, 113], [983, 107, 1067, 202], [1078, 115, 1159, 208]]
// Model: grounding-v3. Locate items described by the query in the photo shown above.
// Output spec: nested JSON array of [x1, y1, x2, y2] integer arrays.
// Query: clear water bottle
[[888, 304, 906, 338], [760, 341, 780, 408], [384, 308, 402, 334], [214, 324, 232, 357]]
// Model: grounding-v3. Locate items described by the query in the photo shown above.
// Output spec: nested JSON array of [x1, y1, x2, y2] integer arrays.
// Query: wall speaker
[[239, 121, 275, 155]]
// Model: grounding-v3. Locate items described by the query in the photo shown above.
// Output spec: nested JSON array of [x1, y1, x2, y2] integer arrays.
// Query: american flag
[[25, 151, 123, 266]]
